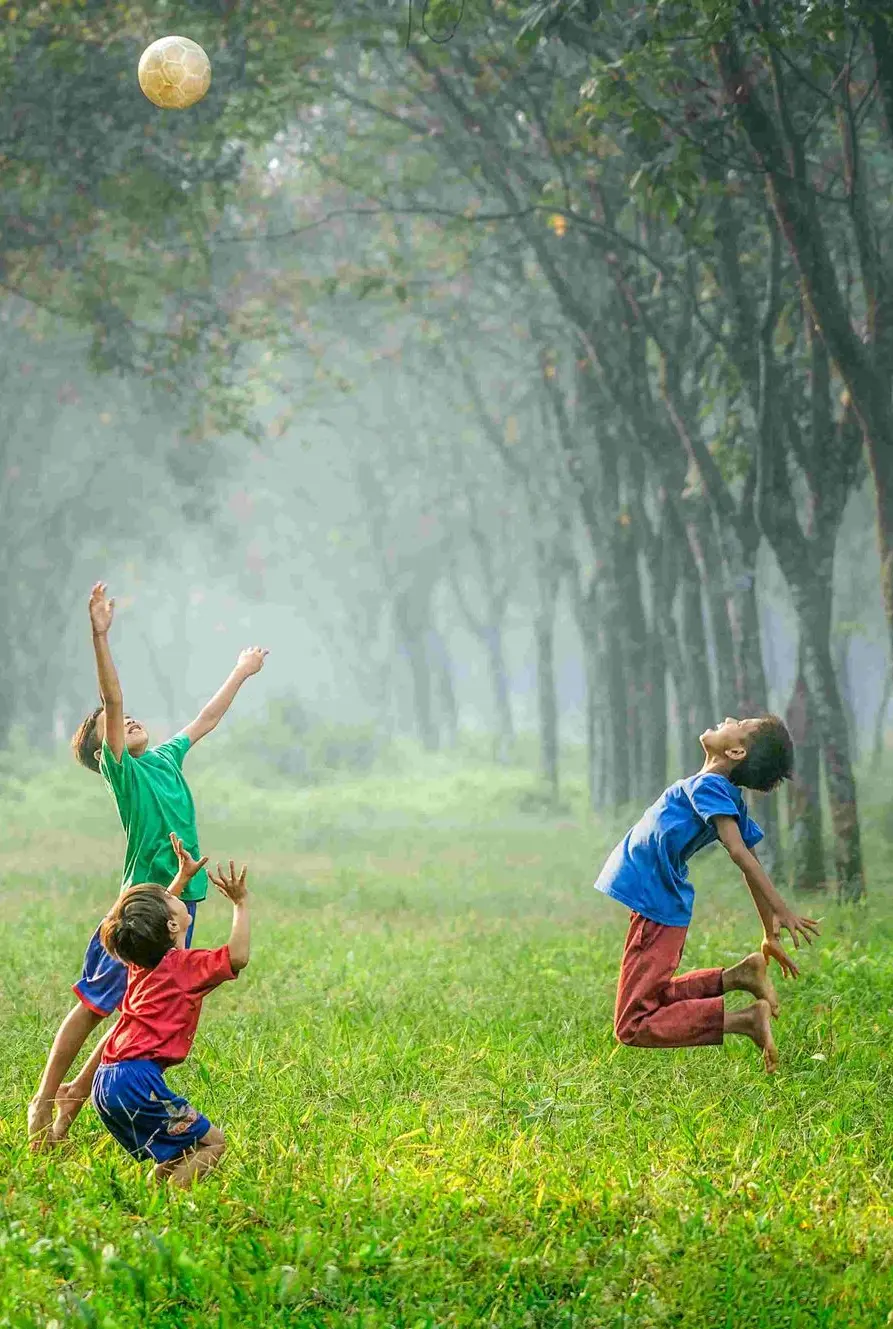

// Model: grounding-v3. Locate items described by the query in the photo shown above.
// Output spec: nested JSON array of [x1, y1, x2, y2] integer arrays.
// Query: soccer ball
[[138, 36, 211, 110]]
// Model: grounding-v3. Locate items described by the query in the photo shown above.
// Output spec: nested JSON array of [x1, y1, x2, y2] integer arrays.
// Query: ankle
[[721, 963, 741, 995], [723, 1001, 760, 1036], [721, 953, 761, 994]]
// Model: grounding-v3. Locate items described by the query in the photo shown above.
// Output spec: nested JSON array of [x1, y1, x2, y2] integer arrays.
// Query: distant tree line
[[3, 1, 893, 903]]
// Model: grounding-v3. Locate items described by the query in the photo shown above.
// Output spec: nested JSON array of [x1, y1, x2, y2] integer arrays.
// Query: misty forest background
[[3, 0, 893, 904]]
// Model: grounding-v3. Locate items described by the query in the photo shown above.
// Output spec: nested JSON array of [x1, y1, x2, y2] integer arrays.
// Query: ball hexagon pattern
[[138, 36, 211, 110]]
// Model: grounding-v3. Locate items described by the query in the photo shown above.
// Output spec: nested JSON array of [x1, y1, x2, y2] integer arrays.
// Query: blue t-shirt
[[594, 772, 763, 927]]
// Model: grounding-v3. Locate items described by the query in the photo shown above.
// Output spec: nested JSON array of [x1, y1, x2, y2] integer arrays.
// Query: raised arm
[[167, 834, 209, 897], [714, 816, 820, 976], [208, 860, 250, 971], [183, 647, 269, 747], [89, 583, 124, 761]]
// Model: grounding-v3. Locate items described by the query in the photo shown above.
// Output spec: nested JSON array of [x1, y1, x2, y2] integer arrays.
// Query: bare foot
[[27, 1098, 56, 1153], [723, 952, 779, 1018], [752, 999, 778, 1073], [726, 999, 778, 1073], [51, 1082, 90, 1142]]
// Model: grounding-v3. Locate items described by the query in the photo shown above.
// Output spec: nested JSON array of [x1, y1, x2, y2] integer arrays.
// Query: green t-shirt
[[99, 732, 207, 903]]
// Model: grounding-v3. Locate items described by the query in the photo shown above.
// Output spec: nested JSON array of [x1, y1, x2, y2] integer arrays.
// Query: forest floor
[[2, 747, 892, 1327]]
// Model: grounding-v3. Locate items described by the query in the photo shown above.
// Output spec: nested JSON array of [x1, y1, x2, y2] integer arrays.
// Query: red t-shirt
[[102, 946, 237, 1068]]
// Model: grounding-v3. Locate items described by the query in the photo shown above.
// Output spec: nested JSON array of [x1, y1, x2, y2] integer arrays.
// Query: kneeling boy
[[92, 839, 250, 1187]]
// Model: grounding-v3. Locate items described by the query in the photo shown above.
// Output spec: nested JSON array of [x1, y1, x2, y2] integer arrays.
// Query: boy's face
[[166, 894, 193, 950], [699, 716, 762, 761], [92, 710, 149, 765]]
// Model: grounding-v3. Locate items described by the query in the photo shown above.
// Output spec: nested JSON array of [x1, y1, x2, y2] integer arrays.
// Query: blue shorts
[[73, 901, 198, 1018], [92, 1059, 211, 1163]]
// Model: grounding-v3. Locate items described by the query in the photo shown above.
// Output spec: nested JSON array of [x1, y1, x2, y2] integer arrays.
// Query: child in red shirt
[[92, 838, 250, 1188]]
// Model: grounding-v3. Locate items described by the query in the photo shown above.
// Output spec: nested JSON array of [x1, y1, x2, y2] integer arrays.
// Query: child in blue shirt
[[595, 716, 820, 1072]]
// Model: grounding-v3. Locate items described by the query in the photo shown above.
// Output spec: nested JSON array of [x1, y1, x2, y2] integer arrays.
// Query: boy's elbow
[[230, 951, 250, 973]]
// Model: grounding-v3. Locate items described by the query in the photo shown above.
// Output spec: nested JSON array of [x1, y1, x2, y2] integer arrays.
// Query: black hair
[[728, 715, 794, 793], [71, 705, 104, 774], [100, 885, 174, 969]]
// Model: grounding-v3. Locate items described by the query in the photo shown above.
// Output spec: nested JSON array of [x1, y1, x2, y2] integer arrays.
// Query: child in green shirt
[[28, 583, 268, 1149]]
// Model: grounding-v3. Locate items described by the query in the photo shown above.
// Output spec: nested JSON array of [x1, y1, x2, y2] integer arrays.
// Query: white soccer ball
[[138, 36, 211, 110]]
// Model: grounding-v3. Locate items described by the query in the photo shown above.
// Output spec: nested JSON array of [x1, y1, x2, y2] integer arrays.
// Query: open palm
[[88, 582, 115, 635]]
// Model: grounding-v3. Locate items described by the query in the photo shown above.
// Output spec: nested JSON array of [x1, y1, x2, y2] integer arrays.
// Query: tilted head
[[71, 707, 150, 774], [100, 884, 192, 969], [699, 715, 794, 793]]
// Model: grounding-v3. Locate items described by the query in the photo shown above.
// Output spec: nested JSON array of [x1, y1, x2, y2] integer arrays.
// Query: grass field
[[3, 749, 893, 1327]]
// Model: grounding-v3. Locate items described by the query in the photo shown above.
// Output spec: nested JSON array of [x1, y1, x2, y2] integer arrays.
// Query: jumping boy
[[27, 582, 268, 1148], [92, 836, 249, 1188], [596, 715, 820, 1072]]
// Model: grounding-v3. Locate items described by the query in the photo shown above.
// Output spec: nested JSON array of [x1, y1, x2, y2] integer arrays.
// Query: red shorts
[[614, 912, 724, 1048]]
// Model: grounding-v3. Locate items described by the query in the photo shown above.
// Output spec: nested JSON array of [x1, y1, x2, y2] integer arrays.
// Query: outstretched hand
[[89, 582, 115, 636], [236, 646, 269, 677], [776, 908, 822, 950], [761, 934, 800, 980], [209, 859, 249, 904], [169, 832, 209, 882]]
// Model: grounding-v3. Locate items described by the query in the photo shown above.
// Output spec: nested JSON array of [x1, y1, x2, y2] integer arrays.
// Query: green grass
[[3, 754, 893, 1327]]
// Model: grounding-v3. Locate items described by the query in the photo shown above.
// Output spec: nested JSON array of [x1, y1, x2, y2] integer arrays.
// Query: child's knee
[[615, 1011, 646, 1046], [200, 1125, 226, 1161]]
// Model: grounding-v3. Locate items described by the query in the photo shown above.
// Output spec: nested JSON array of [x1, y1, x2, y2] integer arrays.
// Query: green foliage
[[0, 0, 330, 436]]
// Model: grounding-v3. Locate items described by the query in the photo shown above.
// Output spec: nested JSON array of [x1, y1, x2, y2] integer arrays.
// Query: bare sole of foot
[[51, 1083, 89, 1143], [752, 999, 778, 1073], [27, 1098, 56, 1153]]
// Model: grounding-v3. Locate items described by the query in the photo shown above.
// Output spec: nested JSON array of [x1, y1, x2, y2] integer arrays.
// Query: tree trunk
[[533, 545, 562, 802], [403, 633, 438, 752], [599, 447, 631, 807], [484, 624, 515, 765], [647, 495, 690, 783], [429, 628, 458, 749], [872, 667, 893, 770], [644, 625, 668, 799], [616, 520, 650, 801], [571, 578, 605, 812], [448, 562, 515, 764], [393, 585, 439, 753], [686, 504, 735, 713], [794, 584, 864, 901], [734, 559, 781, 876], [832, 634, 859, 765], [866, 442, 893, 664], [535, 609, 560, 802], [785, 650, 825, 893], [677, 555, 715, 744]]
